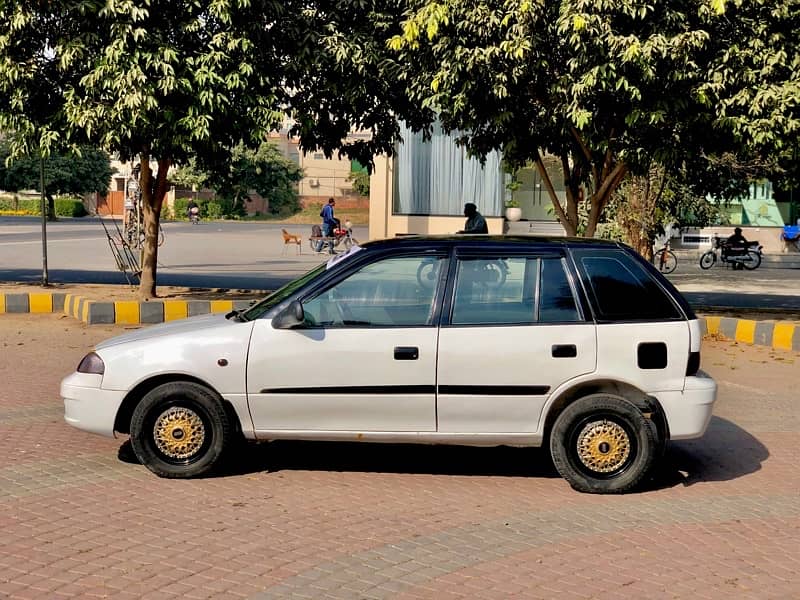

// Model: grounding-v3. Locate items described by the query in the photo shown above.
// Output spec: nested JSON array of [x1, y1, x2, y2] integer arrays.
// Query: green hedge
[[0, 196, 86, 217], [55, 199, 88, 217]]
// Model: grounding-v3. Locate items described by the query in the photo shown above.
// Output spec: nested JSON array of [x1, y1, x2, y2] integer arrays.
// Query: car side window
[[451, 257, 581, 325], [302, 255, 445, 327], [575, 250, 681, 321], [539, 258, 581, 322]]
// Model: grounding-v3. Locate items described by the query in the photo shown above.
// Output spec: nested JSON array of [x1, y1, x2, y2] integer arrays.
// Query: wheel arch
[[114, 374, 241, 437], [542, 379, 668, 445]]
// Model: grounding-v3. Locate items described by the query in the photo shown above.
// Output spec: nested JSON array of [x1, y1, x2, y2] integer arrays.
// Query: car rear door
[[436, 251, 597, 434], [570, 248, 691, 393]]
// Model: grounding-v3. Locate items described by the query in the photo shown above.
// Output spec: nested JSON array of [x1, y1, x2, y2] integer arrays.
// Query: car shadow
[[225, 440, 560, 479], [117, 415, 768, 488], [117, 437, 559, 478], [644, 416, 769, 491]]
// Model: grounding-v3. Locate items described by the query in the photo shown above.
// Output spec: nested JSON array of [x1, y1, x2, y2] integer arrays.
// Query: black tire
[[549, 394, 659, 494], [416, 259, 439, 288], [654, 249, 677, 274], [699, 251, 716, 270], [742, 250, 761, 270], [130, 381, 232, 478], [484, 261, 508, 287]]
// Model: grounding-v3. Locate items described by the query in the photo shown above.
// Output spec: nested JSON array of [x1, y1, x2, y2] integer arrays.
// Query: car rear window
[[573, 249, 682, 321], [450, 256, 581, 325]]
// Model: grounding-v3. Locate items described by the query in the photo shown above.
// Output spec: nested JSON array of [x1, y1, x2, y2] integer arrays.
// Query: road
[[1, 313, 799, 598], [2, 216, 799, 312]]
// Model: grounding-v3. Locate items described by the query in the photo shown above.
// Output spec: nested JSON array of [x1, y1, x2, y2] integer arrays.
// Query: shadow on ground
[[118, 416, 767, 490], [646, 416, 768, 491]]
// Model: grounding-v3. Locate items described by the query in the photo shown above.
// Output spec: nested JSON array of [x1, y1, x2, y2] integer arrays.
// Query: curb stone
[[1, 291, 254, 325], [2, 290, 799, 352]]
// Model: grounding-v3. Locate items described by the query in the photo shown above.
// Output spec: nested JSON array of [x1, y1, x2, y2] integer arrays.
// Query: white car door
[[246, 253, 447, 434], [436, 254, 597, 434]]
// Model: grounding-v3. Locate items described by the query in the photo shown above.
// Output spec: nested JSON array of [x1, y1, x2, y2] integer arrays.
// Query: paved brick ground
[[1, 314, 799, 599]]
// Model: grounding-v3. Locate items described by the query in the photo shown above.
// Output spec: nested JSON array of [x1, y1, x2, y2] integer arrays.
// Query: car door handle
[[394, 346, 419, 360], [552, 344, 577, 358]]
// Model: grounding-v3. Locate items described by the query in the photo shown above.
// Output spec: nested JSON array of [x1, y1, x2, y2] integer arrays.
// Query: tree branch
[[571, 126, 599, 186], [535, 150, 573, 235]]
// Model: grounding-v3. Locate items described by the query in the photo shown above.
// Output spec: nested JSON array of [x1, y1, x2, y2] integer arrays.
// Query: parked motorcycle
[[333, 220, 358, 250], [310, 220, 358, 252], [699, 234, 763, 270]]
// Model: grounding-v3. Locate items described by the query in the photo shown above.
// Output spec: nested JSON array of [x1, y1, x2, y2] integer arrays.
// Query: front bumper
[[653, 373, 718, 440], [61, 372, 126, 438]]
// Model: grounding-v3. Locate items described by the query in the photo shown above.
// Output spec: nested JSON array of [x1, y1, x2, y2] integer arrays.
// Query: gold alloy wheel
[[153, 406, 206, 460], [576, 419, 631, 473]]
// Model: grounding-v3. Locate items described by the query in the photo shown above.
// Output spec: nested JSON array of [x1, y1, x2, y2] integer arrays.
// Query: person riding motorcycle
[[726, 227, 748, 270]]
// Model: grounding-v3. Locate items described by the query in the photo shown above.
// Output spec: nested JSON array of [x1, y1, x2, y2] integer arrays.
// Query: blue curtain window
[[393, 121, 505, 217]]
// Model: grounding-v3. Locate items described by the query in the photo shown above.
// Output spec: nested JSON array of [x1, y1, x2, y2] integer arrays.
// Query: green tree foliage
[[603, 167, 720, 259], [1, 2, 287, 298], [0, 1, 410, 298], [347, 170, 371, 197], [0, 141, 113, 220], [387, 0, 798, 236], [206, 142, 303, 216], [173, 143, 303, 216]]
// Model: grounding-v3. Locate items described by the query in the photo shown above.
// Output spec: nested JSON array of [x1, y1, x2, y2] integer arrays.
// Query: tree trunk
[[46, 193, 57, 222], [535, 153, 577, 236], [137, 154, 171, 300]]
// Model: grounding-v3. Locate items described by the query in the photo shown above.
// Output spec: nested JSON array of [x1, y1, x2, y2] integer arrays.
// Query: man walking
[[316, 197, 339, 254]]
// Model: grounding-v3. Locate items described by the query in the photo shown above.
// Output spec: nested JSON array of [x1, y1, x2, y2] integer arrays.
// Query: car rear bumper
[[654, 373, 717, 440], [61, 372, 125, 438]]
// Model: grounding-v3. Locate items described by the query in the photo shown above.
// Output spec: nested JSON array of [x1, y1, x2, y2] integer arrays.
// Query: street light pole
[[39, 153, 49, 286]]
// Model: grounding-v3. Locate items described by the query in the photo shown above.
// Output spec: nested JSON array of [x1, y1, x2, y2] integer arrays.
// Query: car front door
[[436, 253, 597, 434], [246, 252, 447, 434]]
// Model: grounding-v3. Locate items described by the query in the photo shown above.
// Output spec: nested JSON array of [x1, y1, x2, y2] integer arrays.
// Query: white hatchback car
[[62, 236, 716, 493]]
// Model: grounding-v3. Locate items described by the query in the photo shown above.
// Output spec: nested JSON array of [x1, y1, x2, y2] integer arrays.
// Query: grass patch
[[243, 205, 369, 225]]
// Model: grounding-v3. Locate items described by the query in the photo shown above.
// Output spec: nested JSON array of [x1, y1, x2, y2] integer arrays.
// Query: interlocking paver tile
[[2, 315, 800, 599]]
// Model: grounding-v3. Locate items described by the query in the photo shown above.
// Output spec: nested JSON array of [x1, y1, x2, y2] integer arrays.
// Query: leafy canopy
[[385, 0, 799, 234], [0, 141, 114, 198]]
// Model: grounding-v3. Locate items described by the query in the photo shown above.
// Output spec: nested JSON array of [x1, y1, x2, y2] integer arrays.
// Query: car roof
[[360, 235, 623, 251]]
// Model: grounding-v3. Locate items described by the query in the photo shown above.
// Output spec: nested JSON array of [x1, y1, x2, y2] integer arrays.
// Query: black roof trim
[[361, 235, 622, 251]]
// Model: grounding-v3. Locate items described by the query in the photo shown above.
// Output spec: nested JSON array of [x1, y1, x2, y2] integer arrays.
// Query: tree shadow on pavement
[[645, 416, 769, 491]]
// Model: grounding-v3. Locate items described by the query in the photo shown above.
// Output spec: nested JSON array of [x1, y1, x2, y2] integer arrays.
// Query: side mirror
[[271, 300, 305, 329]]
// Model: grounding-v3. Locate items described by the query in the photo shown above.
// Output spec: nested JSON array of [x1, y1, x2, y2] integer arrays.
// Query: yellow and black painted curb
[[2, 290, 799, 352], [701, 315, 800, 352], [0, 291, 254, 325]]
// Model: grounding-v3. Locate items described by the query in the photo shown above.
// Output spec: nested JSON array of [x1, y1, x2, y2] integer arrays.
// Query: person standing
[[457, 202, 488, 234], [316, 197, 339, 254]]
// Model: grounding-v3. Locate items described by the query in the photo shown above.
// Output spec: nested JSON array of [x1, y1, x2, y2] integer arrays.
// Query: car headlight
[[77, 352, 105, 375]]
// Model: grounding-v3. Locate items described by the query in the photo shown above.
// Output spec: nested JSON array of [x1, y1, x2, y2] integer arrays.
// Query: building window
[[392, 122, 505, 217]]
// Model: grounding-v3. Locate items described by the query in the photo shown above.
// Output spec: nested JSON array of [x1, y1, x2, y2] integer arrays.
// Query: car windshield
[[240, 263, 327, 321]]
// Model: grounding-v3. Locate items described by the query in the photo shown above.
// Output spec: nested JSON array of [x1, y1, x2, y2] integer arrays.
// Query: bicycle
[[653, 241, 677, 274]]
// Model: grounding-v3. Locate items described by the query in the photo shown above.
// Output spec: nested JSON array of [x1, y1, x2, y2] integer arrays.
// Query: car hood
[[95, 313, 244, 349]]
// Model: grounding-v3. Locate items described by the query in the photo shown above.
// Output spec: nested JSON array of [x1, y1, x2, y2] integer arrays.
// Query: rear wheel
[[699, 251, 716, 270], [742, 250, 762, 270], [654, 249, 677, 274], [550, 394, 658, 494], [130, 382, 232, 478]]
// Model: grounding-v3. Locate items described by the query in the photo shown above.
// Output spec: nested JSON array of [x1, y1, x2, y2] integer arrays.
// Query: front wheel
[[742, 250, 762, 270], [654, 249, 677, 274], [130, 382, 232, 478], [549, 394, 659, 494], [699, 251, 716, 270]]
